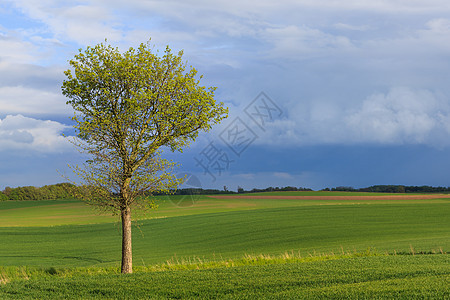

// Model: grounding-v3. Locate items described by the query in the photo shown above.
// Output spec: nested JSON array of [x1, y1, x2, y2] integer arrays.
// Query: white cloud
[[346, 87, 450, 144], [106, 0, 450, 23], [334, 23, 370, 31], [228, 87, 450, 148], [4, 0, 450, 151], [263, 25, 354, 58], [0, 61, 62, 89], [57, 5, 122, 44], [0, 114, 71, 152], [0, 28, 37, 63], [416, 18, 450, 51], [287, 0, 450, 13], [7, 0, 122, 45], [0, 86, 70, 115], [7, 0, 450, 68], [425, 18, 450, 33]]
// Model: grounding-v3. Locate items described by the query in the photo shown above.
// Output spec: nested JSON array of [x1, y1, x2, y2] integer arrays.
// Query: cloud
[[57, 5, 122, 44], [7, 0, 450, 70], [0, 114, 72, 152], [0, 85, 70, 116], [288, 0, 450, 13], [262, 25, 354, 58], [4, 1, 450, 150], [224, 87, 450, 148], [0, 61, 64, 90], [425, 18, 450, 32], [7, 0, 122, 45], [334, 23, 370, 31], [0, 28, 37, 63], [346, 87, 450, 145]]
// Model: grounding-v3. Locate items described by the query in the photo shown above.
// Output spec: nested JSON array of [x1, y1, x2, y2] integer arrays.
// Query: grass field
[[1, 256, 448, 299], [228, 190, 443, 196], [1, 193, 449, 227], [0, 192, 449, 298]]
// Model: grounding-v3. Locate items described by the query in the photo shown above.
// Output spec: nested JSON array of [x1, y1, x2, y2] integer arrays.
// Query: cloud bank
[[0, 114, 71, 152], [214, 87, 450, 148], [3, 0, 450, 190]]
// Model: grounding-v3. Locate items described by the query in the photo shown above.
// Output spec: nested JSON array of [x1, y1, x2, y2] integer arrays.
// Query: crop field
[[1, 255, 449, 299], [0, 192, 449, 298]]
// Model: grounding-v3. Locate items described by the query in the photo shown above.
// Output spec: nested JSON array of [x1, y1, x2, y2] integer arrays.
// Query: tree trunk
[[121, 205, 132, 274]]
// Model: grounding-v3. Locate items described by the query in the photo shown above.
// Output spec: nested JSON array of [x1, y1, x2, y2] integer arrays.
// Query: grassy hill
[[1, 255, 448, 299], [0, 194, 448, 267], [0, 192, 448, 298]]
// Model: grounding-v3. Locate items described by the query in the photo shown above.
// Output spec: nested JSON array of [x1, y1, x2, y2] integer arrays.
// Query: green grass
[[1, 193, 448, 227], [237, 190, 439, 196], [0, 199, 117, 227], [1, 255, 448, 299], [0, 191, 449, 298], [0, 202, 448, 267], [238, 191, 397, 196]]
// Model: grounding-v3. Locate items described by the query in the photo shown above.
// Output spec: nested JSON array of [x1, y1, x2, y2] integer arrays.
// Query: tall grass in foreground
[[0, 247, 446, 284]]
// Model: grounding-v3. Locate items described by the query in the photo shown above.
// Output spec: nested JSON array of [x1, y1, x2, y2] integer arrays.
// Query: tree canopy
[[62, 41, 228, 273]]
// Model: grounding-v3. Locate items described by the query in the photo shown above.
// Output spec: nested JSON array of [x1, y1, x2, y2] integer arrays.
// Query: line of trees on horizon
[[0, 183, 75, 201], [1, 183, 450, 201], [0, 184, 313, 201], [153, 186, 314, 196], [323, 185, 450, 193]]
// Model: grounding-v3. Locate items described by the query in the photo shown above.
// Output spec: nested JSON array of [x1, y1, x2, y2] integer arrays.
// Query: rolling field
[[1, 193, 449, 227], [0, 192, 449, 298], [1, 256, 448, 299]]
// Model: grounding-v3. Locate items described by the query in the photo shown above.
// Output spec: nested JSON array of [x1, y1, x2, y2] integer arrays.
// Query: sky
[[2, 0, 450, 191]]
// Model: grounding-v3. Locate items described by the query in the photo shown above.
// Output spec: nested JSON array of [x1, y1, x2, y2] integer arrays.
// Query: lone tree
[[62, 41, 228, 274]]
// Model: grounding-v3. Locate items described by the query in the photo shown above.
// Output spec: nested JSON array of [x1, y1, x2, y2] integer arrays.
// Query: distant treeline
[[2, 183, 450, 201], [239, 186, 313, 193], [168, 185, 450, 195], [154, 186, 313, 196], [0, 184, 314, 200], [324, 185, 450, 193], [0, 183, 76, 201]]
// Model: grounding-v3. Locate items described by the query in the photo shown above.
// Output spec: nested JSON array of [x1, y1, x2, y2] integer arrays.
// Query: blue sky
[[2, 1, 450, 191]]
